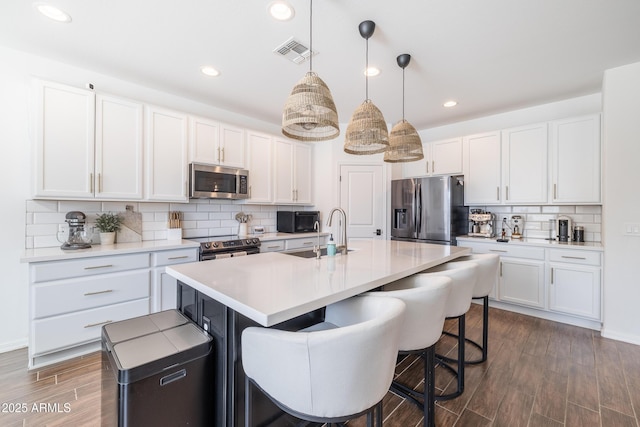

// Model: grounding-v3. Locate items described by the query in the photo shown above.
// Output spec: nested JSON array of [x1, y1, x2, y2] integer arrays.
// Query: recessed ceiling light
[[365, 67, 380, 77], [268, 1, 295, 21], [200, 66, 220, 77], [34, 2, 72, 23], [443, 100, 458, 108]]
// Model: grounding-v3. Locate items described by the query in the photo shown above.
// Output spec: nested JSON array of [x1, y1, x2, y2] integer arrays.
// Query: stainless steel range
[[188, 235, 261, 261]]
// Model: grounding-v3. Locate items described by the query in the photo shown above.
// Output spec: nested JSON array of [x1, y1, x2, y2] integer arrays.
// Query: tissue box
[[167, 228, 182, 240]]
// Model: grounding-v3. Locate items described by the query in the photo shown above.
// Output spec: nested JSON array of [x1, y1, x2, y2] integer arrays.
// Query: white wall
[[601, 61, 640, 344]]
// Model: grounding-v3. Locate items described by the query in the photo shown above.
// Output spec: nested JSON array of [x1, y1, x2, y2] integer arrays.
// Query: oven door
[[190, 163, 249, 199], [200, 247, 260, 261]]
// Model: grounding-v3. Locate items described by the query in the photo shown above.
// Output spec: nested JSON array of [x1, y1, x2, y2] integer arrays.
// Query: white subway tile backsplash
[[196, 203, 222, 212], [102, 201, 138, 212], [138, 202, 170, 212], [575, 205, 602, 214], [511, 206, 542, 213], [58, 201, 102, 212], [26, 200, 58, 213]]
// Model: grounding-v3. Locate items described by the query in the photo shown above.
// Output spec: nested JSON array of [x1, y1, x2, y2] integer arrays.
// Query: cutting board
[[116, 210, 142, 243]]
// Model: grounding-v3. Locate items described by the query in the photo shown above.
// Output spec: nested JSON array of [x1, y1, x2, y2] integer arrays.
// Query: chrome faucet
[[327, 207, 348, 255], [312, 220, 321, 259]]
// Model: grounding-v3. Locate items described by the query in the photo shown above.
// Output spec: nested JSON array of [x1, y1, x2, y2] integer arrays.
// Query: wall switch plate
[[624, 223, 640, 236]]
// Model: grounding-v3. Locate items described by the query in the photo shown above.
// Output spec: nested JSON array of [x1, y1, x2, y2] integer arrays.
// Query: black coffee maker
[[556, 216, 572, 242]]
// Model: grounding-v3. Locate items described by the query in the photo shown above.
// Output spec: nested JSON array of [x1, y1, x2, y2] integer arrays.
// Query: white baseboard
[[0, 338, 28, 354], [600, 328, 640, 346]]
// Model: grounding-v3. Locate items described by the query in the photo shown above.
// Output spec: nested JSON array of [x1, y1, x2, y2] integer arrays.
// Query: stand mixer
[[58, 211, 92, 250]]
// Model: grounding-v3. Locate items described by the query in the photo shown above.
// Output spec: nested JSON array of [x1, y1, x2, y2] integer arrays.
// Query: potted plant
[[95, 212, 122, 245]]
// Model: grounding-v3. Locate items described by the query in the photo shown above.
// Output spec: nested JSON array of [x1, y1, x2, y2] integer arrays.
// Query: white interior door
[[339, 164, 384, 239]]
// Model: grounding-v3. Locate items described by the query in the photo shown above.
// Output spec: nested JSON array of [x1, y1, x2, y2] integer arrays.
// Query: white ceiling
[[2, 0, 640, 131]]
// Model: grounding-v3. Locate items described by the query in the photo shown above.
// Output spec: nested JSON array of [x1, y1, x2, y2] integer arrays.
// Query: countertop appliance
[[557, 216, 572, 242], [189, 163, 249, 200], [511, 215, 524, 239], [277, 211, 320, 233], [58, 211, 92, 250], [391, 175, 468, 245], [468, 211, 496, 238], [187, 235, 261, 261]]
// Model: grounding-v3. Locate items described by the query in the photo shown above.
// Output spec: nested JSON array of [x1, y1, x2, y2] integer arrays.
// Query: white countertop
[[457, 236, 603, 252], [166, 239, 470, 327], [21, 239, 200, 263]]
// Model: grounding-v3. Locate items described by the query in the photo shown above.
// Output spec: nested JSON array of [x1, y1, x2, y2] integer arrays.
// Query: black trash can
[[101, 310, 214, 427]]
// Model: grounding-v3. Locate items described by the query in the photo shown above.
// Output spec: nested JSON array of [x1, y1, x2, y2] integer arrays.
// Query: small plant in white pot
[[95, 212, 122, 245]]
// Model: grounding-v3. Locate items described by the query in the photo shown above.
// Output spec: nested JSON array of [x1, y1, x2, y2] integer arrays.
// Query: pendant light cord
[[309, 0, 313, 72], [402, 67, 405, 120], [365, 36, 369, 100]]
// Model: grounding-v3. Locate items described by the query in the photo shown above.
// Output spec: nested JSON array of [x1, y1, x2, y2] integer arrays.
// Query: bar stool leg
[[424, 345, 435, 427], [435, 314, 465, 401]]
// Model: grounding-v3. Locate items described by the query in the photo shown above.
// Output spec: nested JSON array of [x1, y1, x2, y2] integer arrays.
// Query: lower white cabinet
[[499, 258, 545, 308], [458, 239, 602, 326], [151, 247, 199, 312], [260, 240, 286, 252]]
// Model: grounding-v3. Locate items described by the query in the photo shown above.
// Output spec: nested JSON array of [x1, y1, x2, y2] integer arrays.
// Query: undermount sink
[[285, 248, 353, 258]]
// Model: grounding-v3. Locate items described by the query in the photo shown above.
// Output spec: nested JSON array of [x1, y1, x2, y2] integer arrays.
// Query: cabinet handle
[[432, 161, 435, 173], [497, 186, 500, 200], [302, 241, 314, 246], [221, 147, 224, 162], [90, 173, 93, 193], [84, 289, 113, 296], [499, 262, 503, 277], [84, 264, 114, 270], [217, 147, 221, 162], [98, 173, 102, 193], [168, 255, 189, 260], [267, 245, 281, 249], [553, 183, 557, 199], [249, 185, 252, 198], [551, 268, 554, 284], [561, 255, 586, 260], [84, 320, 112, 328], [490, 249, 508, 253], [506, 186, 509, 200], [426, 161, 429, 173]]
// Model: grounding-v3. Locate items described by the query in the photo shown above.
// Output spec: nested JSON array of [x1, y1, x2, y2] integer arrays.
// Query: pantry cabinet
[[463, 131, 502, 205], [145, 105, 189, 202], [274, 138, 312, 204], [244, 131, 273, 203], [403, 138, 463, 178], [550, 114, 601, 204], [189, 116, 246, 168]]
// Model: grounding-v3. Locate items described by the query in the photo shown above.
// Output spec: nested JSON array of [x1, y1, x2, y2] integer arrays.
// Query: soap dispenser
[[327, 234, 337, 256]]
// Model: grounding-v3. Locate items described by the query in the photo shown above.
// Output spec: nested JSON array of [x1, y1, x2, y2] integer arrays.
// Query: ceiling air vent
[[273, 37, 316, 64]]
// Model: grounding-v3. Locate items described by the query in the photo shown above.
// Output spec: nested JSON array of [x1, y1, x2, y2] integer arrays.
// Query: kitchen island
[[165, 239, 470, 426]]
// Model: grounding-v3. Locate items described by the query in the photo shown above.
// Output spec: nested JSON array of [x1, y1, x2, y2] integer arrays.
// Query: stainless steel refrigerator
[[391, 175, 468, 245]]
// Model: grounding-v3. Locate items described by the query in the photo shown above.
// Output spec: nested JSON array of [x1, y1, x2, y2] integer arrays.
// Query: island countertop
[[166, 239, 470, 327]]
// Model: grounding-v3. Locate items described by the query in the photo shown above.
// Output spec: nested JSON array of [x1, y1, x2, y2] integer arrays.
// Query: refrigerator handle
[[416, 183, 422, 237]]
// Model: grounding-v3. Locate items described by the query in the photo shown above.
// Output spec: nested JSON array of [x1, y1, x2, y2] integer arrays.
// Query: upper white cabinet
[[145, 106, 188, 202], [95, 94, 144, 199], [463, 131, 502, 205], [403, 138, 463, 178], [550, 114, 601, 204], [274, 138, 312, 204], [501, 123, 548, 204], [34, 81, 96, 199], [245, 131, 273, 203], [35, 80, 144, 200], [189, 117, 246, 168]]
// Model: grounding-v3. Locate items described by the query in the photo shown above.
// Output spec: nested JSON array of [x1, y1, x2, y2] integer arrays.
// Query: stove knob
[[252, 238, 259, 244], [204, 242, 211, 249], [212, 242, 219, 248]]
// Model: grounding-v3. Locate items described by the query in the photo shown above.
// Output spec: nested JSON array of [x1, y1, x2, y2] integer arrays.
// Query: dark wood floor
[[1, 304, 639, 426]]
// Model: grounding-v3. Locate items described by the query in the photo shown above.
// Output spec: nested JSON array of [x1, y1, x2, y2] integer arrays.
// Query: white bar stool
[[419, 261, 478, 401], [366, 275, 452, 427], [241, 295, 406, 427], [444, 253, 499, 364]]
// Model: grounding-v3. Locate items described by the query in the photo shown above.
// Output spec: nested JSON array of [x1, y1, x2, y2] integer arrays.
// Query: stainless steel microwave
[[189, 163, 249, 199]]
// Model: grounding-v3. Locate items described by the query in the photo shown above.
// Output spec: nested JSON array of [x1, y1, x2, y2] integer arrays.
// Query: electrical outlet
[[624, 223, 640, 236]]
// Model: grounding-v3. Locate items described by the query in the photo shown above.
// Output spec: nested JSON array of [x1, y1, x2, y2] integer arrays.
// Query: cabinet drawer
[[286, 238, 318, 251], [152, 248, 198, 266], [33, 270, 150, 318], [32, 253, 150, 283], [549, 249, 601, 266], [31, 298, 149, 356], [461, 242, 545, 260], [261, 240, 285, 252]]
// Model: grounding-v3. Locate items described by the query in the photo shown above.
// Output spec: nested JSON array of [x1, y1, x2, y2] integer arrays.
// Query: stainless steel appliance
[[573, 225, 585, 242], [391, 175, 468, 245], [276, 211, 320, 233], [189, 163, 249, 200], [58, 211, 92, 250], [557, 215, 572, 242], [511, 215, 524, 239], [188, 235, 261, 261], [468, 210, 496, 238]]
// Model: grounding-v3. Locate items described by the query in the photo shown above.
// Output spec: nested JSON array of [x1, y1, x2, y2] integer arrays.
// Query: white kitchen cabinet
[[189, 117, 246, 168], [150, 248, 199, 312], [260, 240, 286, 252], [145, 105, 189, 202], [403, 138, 463, 178], [501, 123, 548, 204], [244, 131, 273, 203], [499, 258, 545, 308], [34, 81, 145, 200], [34, 80, 95, 199], [463, 131, 502, 205], [274, 138, 312, 204], [550, 114, 601, 204], [28, 252, 152, 368], [548, 248, 601, 320], [95, 94, 144, 199]]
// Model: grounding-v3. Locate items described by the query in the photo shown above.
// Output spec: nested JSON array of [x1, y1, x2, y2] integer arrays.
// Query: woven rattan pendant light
[[384, 54, 424, 163], [343, 20, 389, 155], [282, 0, 339, 141]]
